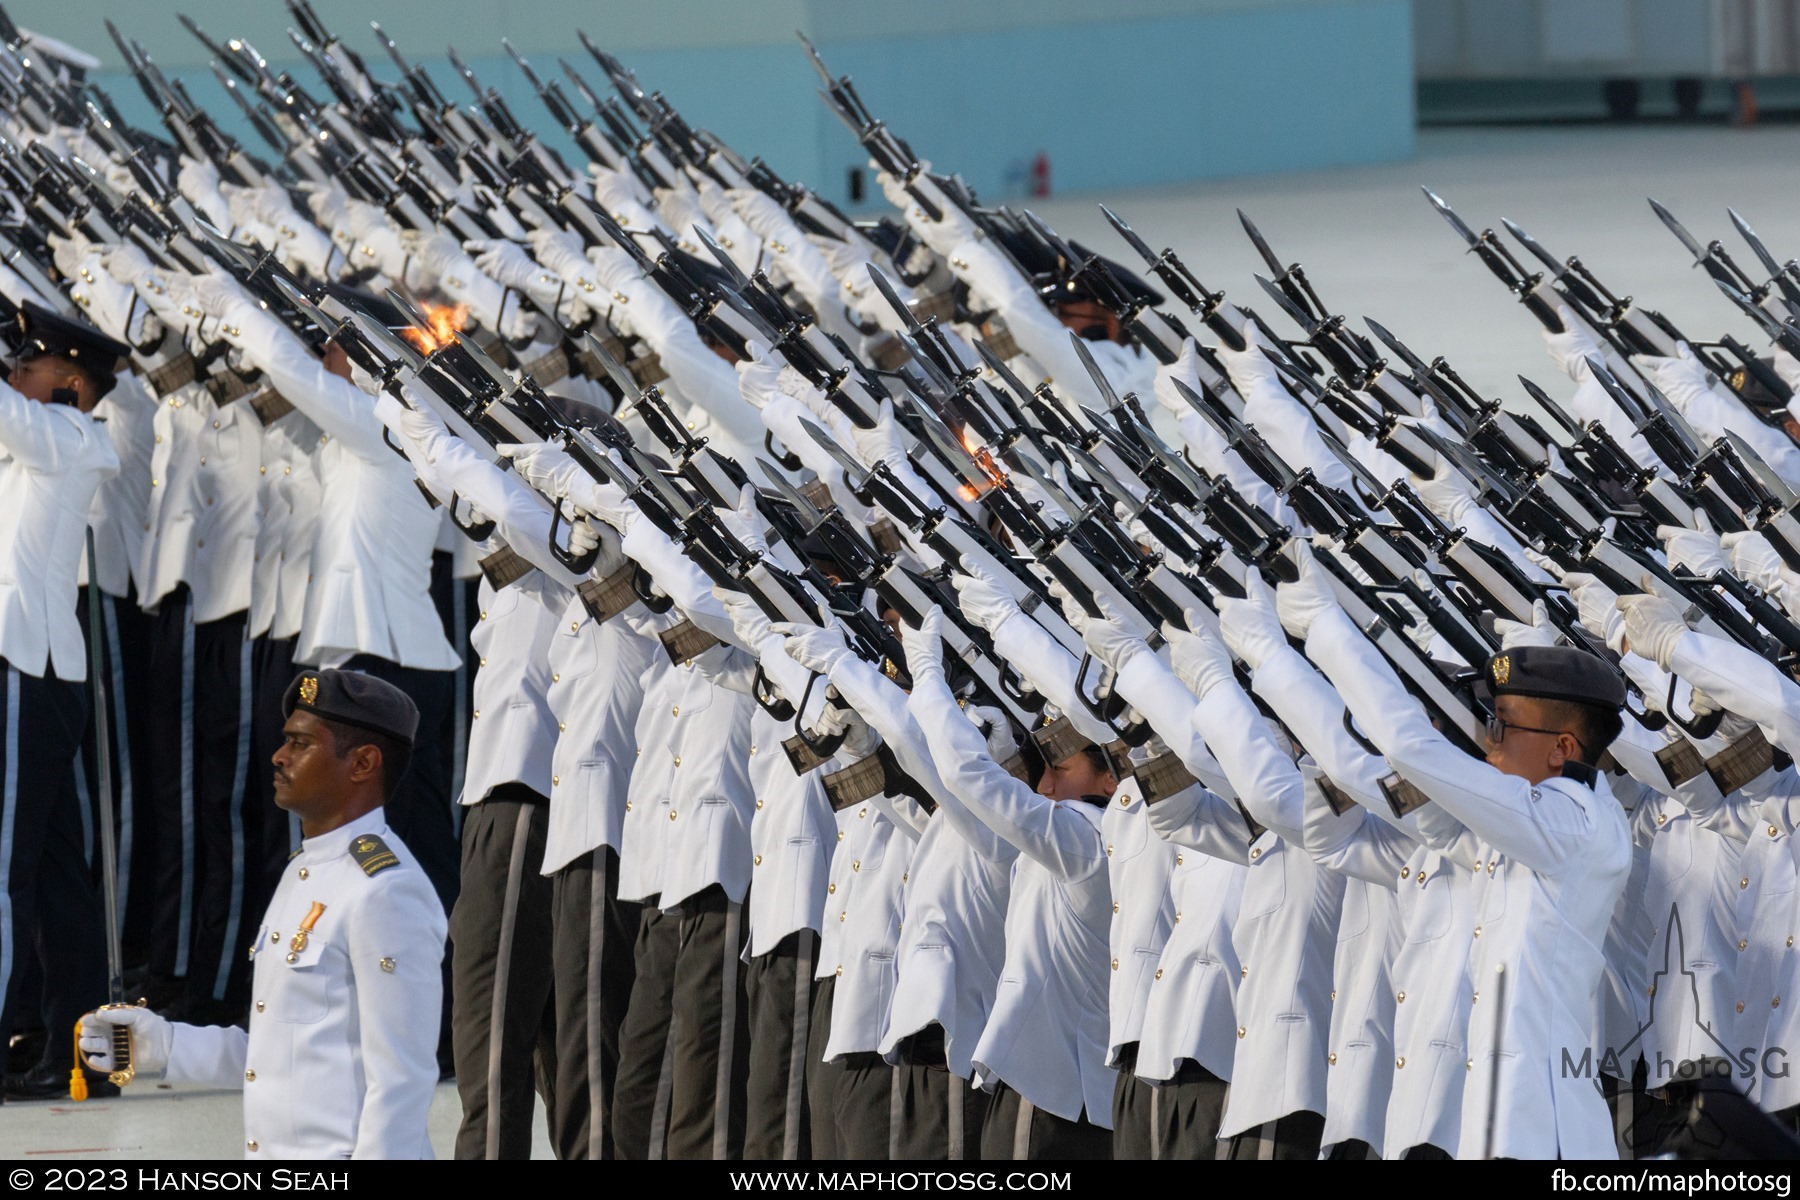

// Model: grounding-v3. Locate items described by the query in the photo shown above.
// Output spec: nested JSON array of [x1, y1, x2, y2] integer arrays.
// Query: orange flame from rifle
[[399, 302, 469, 353]]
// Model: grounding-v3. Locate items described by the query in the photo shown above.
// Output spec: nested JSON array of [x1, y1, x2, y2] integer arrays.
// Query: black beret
[[282, 669, 420, 745], [1485, 645, 1626, 710], [14, 300, 131, 385]]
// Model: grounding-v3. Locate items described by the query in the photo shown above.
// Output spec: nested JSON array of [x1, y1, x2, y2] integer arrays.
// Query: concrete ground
[[4, 120, 1797, 1161]]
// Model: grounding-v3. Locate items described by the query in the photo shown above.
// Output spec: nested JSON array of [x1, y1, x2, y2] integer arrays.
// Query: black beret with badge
[[282, 669, 421, 745], [1485, 645, 1627, 710], [12, 300, 132, 398]]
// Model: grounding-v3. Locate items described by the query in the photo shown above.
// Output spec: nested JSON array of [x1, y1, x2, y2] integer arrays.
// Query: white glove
[[811, 701, 880, 762], [1410, 458, 1479, 528], [496, 441, 581, 500], [1656, 514, 1725, 579], [1774, 346, 1800, 394], [1634, 342, 1716, 417], [1495, 599, 1559, 650], [900, 605, 947, 685], [98, 241, 156, 289], [527, 228, 600, 294], [952, 559, 1021, 636], [1563, 572, 1625, 652], [299, 180, 350, 240], [1615, 593, 1690, 669], [851, 397, 910, 473], [1542, 304, 1603, 383], [77, 1006, 172, 1078], [1720, 529, 1798, 599], [876, 163, 976, 259], [1218, 571, 1289, 668], [1153, 336, 1207, 419], [1215, 322, 1283, 401], [968, 703, 1019, 765], [587, 163, 656, 219], [775, 619, 855, 676], [1080, 596, 1152, 674], [714, 584, 773, 652], [735, 344, 786, 412], [587, 244, 643, 294], [48, 230, 95, 280], [176, 156, 231, 230], [653, 186, 715, 251], [715, 485, 770, 558], [563, 503, 602, 557], [342, 200, 413, 284], [1166, 617, 1236, 699], [466, 238, 564, 309], [1274, 544, 1340, 640]]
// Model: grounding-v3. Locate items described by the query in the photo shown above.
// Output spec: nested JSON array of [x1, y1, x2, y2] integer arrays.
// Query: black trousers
[[1111, 1043, 1153, 1159], [742, 929, 818, 1160], [550, 845, 640, 1160], [891, 1025, 987, 1160], [451, 790, 555, 1159], [1224, 1108, 1327, 1160], [75, 587, 155, 969], [144, 586, 196, 984], [142, 590, 257, 1013], [980, 1081, 1112, 1160], [428, 553, 479, 838], [613, 885, 750, 1160], [248, 634, 300, 915], [1150, 1059, 1229, 1160], [0, 662, 104, 1062], [340, 654, 457, 916], [183, 609, 255, 1016]]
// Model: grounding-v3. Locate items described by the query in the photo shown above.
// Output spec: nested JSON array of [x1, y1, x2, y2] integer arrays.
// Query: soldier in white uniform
[[905, 608, 1115, 1160], [0, 305, 124, 1099], [1286, 552, 1632, 1159], [77, 669, 445, 1157]]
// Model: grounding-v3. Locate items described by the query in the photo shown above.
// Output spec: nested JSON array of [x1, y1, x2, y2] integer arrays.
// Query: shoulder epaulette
[[349, 833, 401, 877]]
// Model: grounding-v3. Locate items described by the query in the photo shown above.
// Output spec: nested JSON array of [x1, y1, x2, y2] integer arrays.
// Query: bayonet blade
[[865, 262, 922, 333], [757, 459, 825, 525], [1237, 209, 1285, 278], [1501, 217, 1563, 278], [1098, 203, 1157, 265], [1647, 197, 1707, 264], [796, 415, 873, 489], [1421, 187, 1480, 247], [1253, 272, 1316, 332], [1068, 331, 1122, 410]]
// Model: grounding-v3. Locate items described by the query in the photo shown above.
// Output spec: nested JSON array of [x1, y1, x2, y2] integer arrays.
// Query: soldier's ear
[[347, 743, 384, 786]]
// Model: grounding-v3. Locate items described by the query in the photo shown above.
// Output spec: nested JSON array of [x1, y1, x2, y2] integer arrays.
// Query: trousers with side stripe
[[550, 844, 640, 1160], [451, 788, 555, 1159], [742, 929, 819, 1160], [181, 608, 256, 1017], [980, 1082, 1113, 1160], [612, 885, 750, 1159], [891, 1025, 989, 1160], [0, 661, 104, 1062], [75, 586, 156, 970]]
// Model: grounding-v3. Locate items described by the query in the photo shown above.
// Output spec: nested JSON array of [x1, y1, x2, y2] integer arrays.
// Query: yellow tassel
[[70, 1020, 88, 1102]]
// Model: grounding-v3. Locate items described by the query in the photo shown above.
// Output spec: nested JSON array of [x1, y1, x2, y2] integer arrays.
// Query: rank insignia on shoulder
[[350, 834, 400, 877]]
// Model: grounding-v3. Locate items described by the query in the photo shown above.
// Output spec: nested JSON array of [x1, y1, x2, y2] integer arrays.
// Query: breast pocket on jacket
[[263, 935, 340, 1025]]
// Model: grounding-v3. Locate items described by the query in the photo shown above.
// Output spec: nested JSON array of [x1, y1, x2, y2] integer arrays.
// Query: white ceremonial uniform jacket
[[251, 337, 456, 670], [1303, 781, 1480, 1158], [1103, 779, 1177, 1064], [1165, 681, 1342, 1141], [910, 677, 1113, 1126], [187, 385, 262, 624], [163, 810, 446, 1158], [619, 635, 756, 909], [84, 373, 154, 599], [823, 654, 1012, 1079], [702, 639, 837, 957], [1135, 797, 1249, 1084], [249, 411, 323, 642], [542, 597, 657, 875], [822, 792, 917, 1059], [1309, 608, 1631, 1160], [137, 379, 209, 611], [463, 572, 562, 805], [0, 384, 119, 679]]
